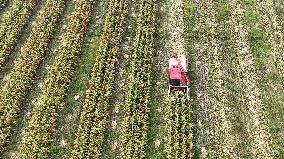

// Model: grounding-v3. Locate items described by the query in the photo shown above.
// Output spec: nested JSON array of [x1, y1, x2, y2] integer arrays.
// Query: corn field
[[0, 0, 283, 158]]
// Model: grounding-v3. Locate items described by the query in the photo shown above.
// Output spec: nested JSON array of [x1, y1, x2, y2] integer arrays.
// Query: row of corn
[[0, 0, 65, 154], [70, 0, 128, 158], [17, 0, 94, 158], [0, 0, 37, 70], [120, 0, 157, 158], [165, 93, 193, 159]]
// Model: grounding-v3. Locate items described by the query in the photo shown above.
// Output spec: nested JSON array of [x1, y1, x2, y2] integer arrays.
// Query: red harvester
[[168, 53, 190, 96]]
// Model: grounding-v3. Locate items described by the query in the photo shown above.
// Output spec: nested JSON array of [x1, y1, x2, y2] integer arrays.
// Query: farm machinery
[[168, 53, 190, 96]]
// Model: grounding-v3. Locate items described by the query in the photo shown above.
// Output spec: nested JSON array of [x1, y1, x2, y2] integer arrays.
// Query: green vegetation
[[0, 0, 282, 158], [165, 93, 192, 158]]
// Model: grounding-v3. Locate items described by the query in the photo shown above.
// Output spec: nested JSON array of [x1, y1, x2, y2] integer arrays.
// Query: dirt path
[[228, 0, 273, 158]]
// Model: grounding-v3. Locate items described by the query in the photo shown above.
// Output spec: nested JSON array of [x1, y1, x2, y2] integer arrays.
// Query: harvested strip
[[249, 1, 284, 156], [71, 0, 128, 158], [205, 5, 235, 159], [195, 1, 235, 158], [190, 1, 210, 158], [121, 0, 156, 158], [184, 1, 211, 158], [165, 94, 192, 159], [212, 0, 251, 158], [228, 0, 272, 158], [18, 1, 94, 158], [167, 0, 185, 53], [0, 0, 38, 70], [0, 0, 65, 154]]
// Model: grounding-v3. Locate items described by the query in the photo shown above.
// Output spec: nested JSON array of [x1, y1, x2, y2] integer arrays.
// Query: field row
[[165, 93, 192, 159], [0, 0, 37, 70], [120, 0, 156, 158], [0, 0, 65, 154], [18, 0, 95, 158], [71, 0, 128, 158]]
